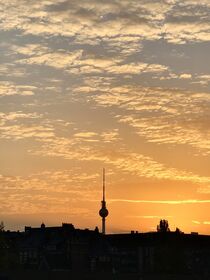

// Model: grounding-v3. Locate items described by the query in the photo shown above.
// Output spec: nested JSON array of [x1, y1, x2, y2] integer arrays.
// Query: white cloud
[[0, 169, 100, 215], [81, 85, 210, 155], [0, 0, 209, 52], [18, 50, 83, 69], [0, 82, 35, 96], [74, 132, 98, 138], [179, 73, 192, 79]]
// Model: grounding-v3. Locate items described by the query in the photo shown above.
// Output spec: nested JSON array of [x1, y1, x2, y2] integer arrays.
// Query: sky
[[0, 0, 210, 234]]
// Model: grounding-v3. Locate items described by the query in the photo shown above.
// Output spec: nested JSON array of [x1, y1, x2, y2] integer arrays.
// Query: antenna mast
[[103, 167, 105, 201]]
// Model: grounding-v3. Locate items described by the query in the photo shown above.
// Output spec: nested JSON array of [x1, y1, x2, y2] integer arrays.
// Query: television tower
[[99, 168, 109, 234]]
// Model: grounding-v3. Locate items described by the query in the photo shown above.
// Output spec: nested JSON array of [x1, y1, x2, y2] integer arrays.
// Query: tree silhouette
[[0, 221, 4, 232], [157, 219, 170, 232]]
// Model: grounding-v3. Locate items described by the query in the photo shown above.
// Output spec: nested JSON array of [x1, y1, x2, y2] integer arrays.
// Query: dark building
[[0, 223, 110, 279], [1, 223, 210, 280], [18, 223, 105, 272], [106, 231, 210, 279]]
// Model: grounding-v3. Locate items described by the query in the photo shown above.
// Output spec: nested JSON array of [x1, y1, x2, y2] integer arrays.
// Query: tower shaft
[[102, 217, 105, 235]]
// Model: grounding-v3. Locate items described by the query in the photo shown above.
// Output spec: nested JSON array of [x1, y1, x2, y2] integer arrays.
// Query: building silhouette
[[1, 222, 210, 279]]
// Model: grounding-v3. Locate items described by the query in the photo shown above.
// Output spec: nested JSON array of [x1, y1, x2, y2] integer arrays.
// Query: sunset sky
[[0, 0, 210, 234]]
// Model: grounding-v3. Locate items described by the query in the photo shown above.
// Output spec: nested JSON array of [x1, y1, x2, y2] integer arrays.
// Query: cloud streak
[[110, 199, 210, 204], [83, 85, 210, 155]]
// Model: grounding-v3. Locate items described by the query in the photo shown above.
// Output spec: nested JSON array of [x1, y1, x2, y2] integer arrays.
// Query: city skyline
[[0, 0, 210, 234]]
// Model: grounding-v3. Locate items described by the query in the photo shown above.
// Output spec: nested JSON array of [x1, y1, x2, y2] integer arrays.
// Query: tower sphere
[[99, 207, 109, 218]]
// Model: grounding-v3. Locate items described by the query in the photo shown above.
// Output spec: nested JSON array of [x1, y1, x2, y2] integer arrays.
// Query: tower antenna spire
[[99, 168, 109, 234], [103, 167, 105, 201]]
